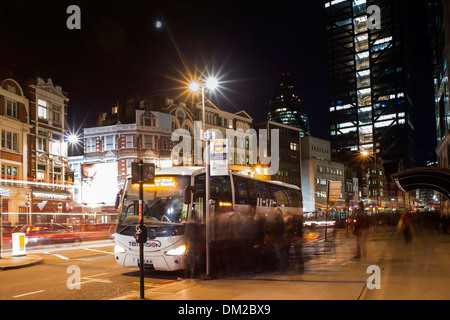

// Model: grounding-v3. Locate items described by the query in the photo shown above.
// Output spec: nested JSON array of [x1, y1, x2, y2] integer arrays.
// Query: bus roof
[[231, 171, 301, 190], [155, 166, 204, 176], [124, 166, 300, 190]]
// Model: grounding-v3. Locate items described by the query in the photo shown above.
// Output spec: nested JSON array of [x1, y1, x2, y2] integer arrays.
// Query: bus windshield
[[118, 175, 190, 226]]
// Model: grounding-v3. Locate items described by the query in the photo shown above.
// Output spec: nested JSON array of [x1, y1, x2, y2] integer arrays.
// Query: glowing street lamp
[[67, 134, 79, 145], [188, 81, 200, 93], [188, 76, 218, 279], [205, 76, 218, 91], [189, 77, 218, 133], [360, 149, 380, 209]]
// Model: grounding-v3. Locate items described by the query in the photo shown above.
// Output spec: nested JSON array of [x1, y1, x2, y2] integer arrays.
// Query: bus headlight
[[114, 244, 126, 254], [165, 244, 186, 256]]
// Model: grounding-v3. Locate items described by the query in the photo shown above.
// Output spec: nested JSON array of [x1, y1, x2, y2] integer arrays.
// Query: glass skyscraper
[[267, 73, 311, 137], [325, 0, 415, 175]]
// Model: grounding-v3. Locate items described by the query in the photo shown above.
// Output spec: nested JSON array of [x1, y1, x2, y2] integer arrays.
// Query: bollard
[[12, 233, 26, 257]]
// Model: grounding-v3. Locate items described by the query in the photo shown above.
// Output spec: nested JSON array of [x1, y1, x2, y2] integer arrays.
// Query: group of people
[[183, 202, 445, 276], [352, 203, 444, 258], [183, 209, 303, 278]]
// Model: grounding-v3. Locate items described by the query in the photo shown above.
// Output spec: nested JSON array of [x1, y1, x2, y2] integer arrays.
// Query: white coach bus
[[114, 167, 303, 272]]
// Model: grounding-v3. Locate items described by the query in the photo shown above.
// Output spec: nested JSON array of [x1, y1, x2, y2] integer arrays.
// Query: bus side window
[[247, 179, 257, 206], [273, 185, 288, 207], [210, 176, 232, 203], [292, 189, 303, 207], [233, 176, 250, 205], [284, 188, 301, 207], [255, 181, 272, 200]]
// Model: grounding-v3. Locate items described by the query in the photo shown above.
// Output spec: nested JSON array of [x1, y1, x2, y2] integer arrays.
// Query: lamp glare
[[189, 81, 200, 93], [205, 77, 218, 91]]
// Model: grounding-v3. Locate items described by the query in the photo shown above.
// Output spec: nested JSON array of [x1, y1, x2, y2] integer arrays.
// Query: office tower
[[325, 0, 415, 176], [428, 0, 450, 144], [267, 73, 311, 137], [428, 0, 450, 215]]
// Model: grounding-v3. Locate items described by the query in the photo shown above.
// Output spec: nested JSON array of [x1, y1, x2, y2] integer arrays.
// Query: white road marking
[[83, 248, 114, 255], [73, 273, 113, 286], [53, 253, 70, 260], [37, 251, 69, 260], [13, 290, 45, 298]]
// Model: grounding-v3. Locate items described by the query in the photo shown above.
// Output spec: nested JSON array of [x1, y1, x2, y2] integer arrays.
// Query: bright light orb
[[189, 81, 200, 93], [155, 20, 162, 29], [68, 134, 79, 145], [205, 76, 218, 91], [361, 150, 369, 157]]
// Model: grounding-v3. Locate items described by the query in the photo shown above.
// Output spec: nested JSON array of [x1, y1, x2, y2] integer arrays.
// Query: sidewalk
[[0, 254, 43, 270], [116, 227, 387, 300], [116, 226, 450, 300]]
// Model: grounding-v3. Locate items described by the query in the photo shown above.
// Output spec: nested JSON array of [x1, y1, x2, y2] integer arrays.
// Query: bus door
[[192, 174, 206, 223]]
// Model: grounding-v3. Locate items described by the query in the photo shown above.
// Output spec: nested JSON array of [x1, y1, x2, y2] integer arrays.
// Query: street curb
[[0, 255, 44, 271], [112, 278, 195, 300]]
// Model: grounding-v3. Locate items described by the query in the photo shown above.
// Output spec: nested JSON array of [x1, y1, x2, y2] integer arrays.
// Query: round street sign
[[203, 130, 212, 141], [213, 139, 226, 153]]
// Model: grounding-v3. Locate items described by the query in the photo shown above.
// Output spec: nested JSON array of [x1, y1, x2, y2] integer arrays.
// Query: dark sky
[[0, 0, 437, 166]]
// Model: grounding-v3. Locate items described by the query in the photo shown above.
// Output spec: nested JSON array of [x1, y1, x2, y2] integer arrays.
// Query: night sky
[[0, 0, 437, 166]]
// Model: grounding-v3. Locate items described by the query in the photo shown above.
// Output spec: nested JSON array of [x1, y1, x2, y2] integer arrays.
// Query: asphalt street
[[0, 240, 182, 300], [0, 227, 331, 300]]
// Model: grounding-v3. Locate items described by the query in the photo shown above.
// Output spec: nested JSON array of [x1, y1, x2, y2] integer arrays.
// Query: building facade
[[69, 107, 173, 208], [301, 136, 345, 213], [0, 76, 71, 225], [24, 77, 69, 184], [0, 78, 32, 224], [253, 120, 303, 187], [69, 94, 255, 207], [23, 77, 71, 220], [428, 0, 450, 215], [325, 0, 415, 179]]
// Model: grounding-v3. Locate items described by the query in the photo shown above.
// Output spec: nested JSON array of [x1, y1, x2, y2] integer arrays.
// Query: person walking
[[400, 212, 413, 243], [353, 202, 368, 259]]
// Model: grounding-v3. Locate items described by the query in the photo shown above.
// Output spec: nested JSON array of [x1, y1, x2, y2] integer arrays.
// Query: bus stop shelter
[[392, 167, 450, 200]]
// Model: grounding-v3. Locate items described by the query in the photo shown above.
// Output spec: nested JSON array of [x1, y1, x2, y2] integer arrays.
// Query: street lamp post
[[189, 77, 218, 279], [360, 149, 380, 212]]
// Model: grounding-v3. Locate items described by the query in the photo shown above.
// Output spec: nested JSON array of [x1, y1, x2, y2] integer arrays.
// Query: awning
[[391, 167, 450, 200]]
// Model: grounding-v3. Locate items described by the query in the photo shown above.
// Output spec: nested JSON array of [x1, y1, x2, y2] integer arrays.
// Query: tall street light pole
[[189, 77, 218, 279], [360, 149, 379, 212]]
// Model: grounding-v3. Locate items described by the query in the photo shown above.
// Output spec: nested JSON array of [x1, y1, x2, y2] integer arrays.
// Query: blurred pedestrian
[[399, 213, 413, 243], [271, 209, 288, 271], [184, 215, 204, 278], [229, 211, 245, 274], [441, 215, 449, 234], [212, 212, 232, 277], [285, 215, 304, 272], [252, 213, 265, 273], [240, 212, 255, 273], [353, 202, 368, 259]]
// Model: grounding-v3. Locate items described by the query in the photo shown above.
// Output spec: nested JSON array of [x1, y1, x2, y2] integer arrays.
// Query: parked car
[[11, 223, 82, 245]]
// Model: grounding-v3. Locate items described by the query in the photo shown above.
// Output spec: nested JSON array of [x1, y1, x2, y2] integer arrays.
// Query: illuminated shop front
[[0, 185, 31, 226], [30, 188, 72, 223]]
